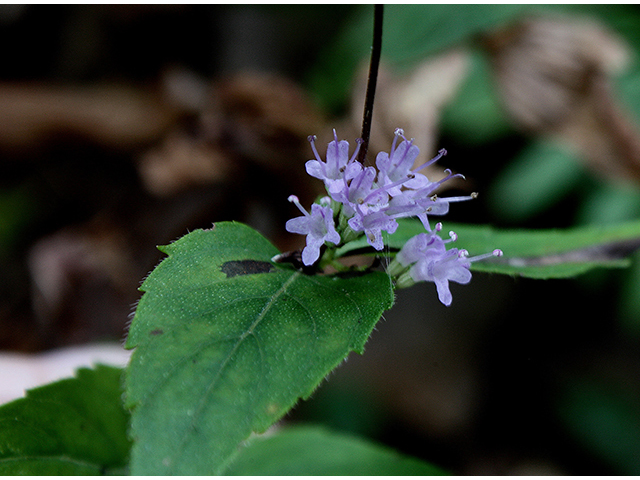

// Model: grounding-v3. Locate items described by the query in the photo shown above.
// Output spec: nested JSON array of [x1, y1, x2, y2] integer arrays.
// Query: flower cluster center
[[283, 129, 502, 306]]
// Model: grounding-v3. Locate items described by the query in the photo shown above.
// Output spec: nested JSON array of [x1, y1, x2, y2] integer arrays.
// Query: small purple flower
[[305, 130, 362, 199], [393, 227, 502, 306], [385, 169, 476, 231], [395, 226, 450, 266], [376, 129, 429, 197], [339, 165, 388, 217], [285, 195, 340, 266], [347, 208, 399, 251], [410, 249, 472, 306]]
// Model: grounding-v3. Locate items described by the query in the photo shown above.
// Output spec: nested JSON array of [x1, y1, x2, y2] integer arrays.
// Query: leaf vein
[[165, 271, 300, 473]]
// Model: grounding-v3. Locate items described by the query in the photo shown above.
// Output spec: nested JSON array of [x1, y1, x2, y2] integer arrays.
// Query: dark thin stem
[[356, 4, 384, 166]]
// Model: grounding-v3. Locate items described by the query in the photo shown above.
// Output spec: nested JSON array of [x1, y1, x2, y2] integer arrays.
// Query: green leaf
[[619, 249, 640, 337], [0, 365, 130, 475], [224, 425, 448, 475], [124, 222, 394, 475], [488, 140, 586, 222], [337, 218, 640, 279]]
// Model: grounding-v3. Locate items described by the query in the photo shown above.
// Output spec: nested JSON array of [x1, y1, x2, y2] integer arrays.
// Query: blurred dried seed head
[[212, 73, 324, 170], [137, 72, 325, 204], [558, 77, 640, 182], [349, 50, 469, 185], [484, 15, 640, 183], [161, 66, 212, 113], [484, 15, 628, 132], [137, 130, 234, 197]]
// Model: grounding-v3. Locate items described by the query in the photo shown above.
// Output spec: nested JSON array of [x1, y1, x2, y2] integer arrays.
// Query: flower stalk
[[357, 4, 384, 166]]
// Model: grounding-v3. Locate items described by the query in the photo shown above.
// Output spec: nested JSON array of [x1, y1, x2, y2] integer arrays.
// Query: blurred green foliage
[[558, 377, 640, 475], [0, 186, 34, 257], [0, 365, 130, 475]]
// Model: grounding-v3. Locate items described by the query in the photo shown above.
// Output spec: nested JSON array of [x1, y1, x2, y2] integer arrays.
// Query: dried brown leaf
[[0, 83, 180, 153], [485, 14, 640, 183]]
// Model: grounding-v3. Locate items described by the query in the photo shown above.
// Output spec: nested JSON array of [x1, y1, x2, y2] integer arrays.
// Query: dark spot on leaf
[[150, 329, 164, 336], [221, 260, 274, 278]]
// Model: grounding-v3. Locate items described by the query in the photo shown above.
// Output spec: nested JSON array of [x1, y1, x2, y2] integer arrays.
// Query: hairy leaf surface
[[124, 222, 394, 475]]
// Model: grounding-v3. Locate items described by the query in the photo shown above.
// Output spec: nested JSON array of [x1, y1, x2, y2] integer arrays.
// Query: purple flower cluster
[[285, 128, 502, 306]]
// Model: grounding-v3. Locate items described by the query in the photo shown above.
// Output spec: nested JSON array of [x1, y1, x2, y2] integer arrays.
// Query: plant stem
[[356, 4, 384, 166]]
